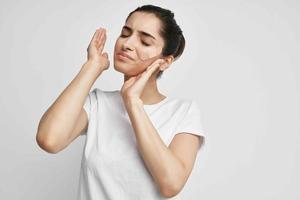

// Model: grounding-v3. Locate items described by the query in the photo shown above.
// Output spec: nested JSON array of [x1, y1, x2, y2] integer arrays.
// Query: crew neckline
[[143, 95, 169, 107], [116, 90, 169, 108]]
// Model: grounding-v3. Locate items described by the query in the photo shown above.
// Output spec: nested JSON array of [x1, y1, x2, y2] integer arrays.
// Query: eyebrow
[[122, 25, 156, 40]]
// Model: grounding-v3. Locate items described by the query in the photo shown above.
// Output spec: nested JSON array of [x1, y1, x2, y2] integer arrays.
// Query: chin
[[113, 59, 141, 76]]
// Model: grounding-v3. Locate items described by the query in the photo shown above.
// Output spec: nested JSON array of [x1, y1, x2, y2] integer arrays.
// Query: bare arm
[[124, 98, 203, 198], [36, 28, 109, 153], [125, 99, 186, 198]]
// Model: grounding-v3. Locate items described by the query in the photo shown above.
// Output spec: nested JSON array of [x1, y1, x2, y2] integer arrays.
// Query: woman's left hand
[[121, 58, 166, 106]]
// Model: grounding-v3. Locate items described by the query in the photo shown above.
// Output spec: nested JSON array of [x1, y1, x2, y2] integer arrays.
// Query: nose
[[121, 35, 135, 51]]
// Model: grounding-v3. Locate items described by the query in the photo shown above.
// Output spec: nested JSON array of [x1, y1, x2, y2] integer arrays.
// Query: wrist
[[124, 97, 143, 110], [82, 60, 104, 75], [84, 60, 101, 68]]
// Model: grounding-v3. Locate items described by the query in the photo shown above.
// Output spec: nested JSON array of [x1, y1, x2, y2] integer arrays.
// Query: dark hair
[[126, 4, 185, 79]]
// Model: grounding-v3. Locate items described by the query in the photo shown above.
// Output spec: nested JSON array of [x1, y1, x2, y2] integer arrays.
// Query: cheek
[[137, 47, 159, 61], [134, 47, 163, 71], [114, 39, 121, 51], [113, 41, 162, 75]]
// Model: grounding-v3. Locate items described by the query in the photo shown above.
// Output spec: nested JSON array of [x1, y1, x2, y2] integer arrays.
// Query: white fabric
[[77, 88, 206, 200]]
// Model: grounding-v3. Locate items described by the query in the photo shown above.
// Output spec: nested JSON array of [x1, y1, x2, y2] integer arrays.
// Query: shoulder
[[90, 88, 125, 111], [168, 97, 197, 113], [86, 88, 118, 107], [89, 88, 118, 98]]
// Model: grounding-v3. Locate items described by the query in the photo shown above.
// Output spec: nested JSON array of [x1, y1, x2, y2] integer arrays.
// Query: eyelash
[[120, 34, 151, 46]]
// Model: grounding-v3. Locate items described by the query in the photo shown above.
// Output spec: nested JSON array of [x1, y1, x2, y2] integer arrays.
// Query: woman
[[36, 4, 206, 200]]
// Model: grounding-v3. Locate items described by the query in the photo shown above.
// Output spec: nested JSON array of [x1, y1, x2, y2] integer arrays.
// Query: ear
[[160, 55, 174, 71]]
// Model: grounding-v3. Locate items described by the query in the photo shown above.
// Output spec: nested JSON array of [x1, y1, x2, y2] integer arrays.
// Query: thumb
[[102, 52, 108, 58]]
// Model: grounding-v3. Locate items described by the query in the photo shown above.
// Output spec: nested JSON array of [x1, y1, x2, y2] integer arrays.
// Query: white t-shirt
[[77, 88, 206, 200]]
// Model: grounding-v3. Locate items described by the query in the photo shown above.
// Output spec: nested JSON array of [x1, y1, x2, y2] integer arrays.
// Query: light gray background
[[0, 0, 299, 199]]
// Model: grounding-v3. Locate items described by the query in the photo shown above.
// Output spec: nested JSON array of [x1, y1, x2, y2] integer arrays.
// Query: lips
[[117, 52, 134, 60]]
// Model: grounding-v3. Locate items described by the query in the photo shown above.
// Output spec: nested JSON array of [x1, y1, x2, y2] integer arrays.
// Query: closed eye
[[141, 41, 151, 46], [120, 34, 151, 46]]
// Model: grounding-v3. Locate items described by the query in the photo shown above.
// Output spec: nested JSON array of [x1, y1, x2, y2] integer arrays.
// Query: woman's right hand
[[86, 28, 110, 72]]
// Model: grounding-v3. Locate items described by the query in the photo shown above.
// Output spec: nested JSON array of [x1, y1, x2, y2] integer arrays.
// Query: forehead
[[125, 11, 162, 37]]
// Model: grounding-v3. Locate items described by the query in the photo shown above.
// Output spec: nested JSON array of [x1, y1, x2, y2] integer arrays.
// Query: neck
[[123, 74, 166, 105]]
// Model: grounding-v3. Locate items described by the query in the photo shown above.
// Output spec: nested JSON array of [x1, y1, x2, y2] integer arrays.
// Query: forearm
[[125, 99, 185, 193], [37, 61, 103, 143]]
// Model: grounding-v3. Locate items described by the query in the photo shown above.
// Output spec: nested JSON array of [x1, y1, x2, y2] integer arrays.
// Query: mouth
[[117, 54, 132, 61], [117, 52, 134, 61]]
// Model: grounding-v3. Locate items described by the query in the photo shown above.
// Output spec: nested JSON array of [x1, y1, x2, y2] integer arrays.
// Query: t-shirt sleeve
[[174, 100, 206, 149], [81, 88, 98, 135]]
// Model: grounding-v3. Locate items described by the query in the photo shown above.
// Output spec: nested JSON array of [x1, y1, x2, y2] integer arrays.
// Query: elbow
[[36, 133, 59, 154], [159, 163, 187, 198], [36, 122, 62, 154], [159, 181, 183, 199]]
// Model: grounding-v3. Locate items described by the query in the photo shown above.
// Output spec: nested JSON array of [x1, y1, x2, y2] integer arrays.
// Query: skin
[[85, 11, 204, 198], [113, 11, 174, 104]]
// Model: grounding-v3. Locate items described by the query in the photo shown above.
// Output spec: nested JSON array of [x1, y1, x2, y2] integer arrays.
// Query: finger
[[136, 55, 162, 72], [135, 60, 164, 85], [125, 76, 137, 85], [96, 30, 105, 49], [98, 31, 107, 52], [142, 54, 162, 66], [146, 59, 165, 75], [102, 52, 108, 58], [148, 59, 164, 69], [96, 29, 104, 44], [90, 29, 100, 45]]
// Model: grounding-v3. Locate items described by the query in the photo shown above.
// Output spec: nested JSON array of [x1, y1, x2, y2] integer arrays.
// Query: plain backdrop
[[0, 0, 299, 199]]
